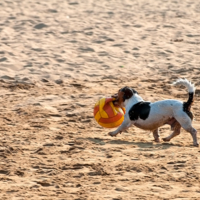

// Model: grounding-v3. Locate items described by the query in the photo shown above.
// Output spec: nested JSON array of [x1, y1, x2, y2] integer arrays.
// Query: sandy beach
[[0, 0, 200, 199]]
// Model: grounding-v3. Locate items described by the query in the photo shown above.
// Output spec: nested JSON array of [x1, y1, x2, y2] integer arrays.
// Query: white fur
[[173, 78, 195, 93], [108, 79, 199, 146]]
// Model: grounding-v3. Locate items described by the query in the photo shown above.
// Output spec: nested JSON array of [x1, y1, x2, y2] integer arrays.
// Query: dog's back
[[133, 99, 183, 130]]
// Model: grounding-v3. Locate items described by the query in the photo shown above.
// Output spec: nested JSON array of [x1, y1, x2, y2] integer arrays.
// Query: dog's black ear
[[121, 87, 136, 101], [132, 89, 138, 94]]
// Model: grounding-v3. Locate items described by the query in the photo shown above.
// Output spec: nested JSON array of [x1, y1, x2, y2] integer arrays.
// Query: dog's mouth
[[112, 93, 120, 106], [111, 93, 118, 100]]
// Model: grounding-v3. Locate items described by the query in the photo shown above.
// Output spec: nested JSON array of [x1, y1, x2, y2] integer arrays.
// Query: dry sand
[[0, 0, 200, 199]]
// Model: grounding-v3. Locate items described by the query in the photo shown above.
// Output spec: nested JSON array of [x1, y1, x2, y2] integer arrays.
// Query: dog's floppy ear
[[121, 87, 137, 101]]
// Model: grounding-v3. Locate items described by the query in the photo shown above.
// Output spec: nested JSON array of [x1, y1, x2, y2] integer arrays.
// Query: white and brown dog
[[108, 79, 199, 146]]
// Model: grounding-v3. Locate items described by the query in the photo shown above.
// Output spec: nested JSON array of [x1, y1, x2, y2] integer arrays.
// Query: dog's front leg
[[108, 119, 132, 137]]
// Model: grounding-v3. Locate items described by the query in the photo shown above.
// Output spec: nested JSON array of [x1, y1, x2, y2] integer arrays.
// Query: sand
[[0, 0, 200, 199]]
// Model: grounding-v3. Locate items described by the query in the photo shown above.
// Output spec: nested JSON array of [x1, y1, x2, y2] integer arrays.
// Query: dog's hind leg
[[163, 123, 181, 142], [190, 128, 198, 146], [153, 129, 160, 142], [184, 126, 199, 146], [174, 111, 199, 146]]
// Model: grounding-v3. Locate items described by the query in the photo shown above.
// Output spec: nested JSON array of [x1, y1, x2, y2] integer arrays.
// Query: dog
[[108, 78, 199, 146]]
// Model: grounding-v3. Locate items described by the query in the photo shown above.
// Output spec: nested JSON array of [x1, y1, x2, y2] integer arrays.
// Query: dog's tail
[[173, 78, 195, 111]]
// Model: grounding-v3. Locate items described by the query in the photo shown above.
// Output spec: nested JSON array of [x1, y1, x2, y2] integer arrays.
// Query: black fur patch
[[128, 101, 151, 121], [121, 87, 137, 101], [183, 92, 194, 120]]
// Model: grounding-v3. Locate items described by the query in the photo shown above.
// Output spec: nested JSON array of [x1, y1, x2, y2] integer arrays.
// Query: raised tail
[[173, 78, 195, 94], [173, 78, 195, 115]]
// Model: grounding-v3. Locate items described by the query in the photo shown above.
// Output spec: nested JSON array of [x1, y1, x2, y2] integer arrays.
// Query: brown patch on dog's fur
[[112, 90, 124, 107]]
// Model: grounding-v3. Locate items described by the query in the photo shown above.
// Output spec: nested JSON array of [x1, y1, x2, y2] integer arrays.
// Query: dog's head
[[112, 86, 137, 107]]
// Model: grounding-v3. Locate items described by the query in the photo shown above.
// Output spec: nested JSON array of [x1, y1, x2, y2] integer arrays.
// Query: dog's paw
[[108, 132, 117, 137], [193, 142, 199, 147], [162, 137, 170, 142], [153, 138, 160, 143]]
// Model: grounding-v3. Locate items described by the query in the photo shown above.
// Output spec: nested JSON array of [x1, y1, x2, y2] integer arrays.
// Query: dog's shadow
[[84, 137, 181, 150]]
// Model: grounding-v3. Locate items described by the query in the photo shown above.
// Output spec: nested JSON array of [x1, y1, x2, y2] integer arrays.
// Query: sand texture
[[1, 0, 200, 199]]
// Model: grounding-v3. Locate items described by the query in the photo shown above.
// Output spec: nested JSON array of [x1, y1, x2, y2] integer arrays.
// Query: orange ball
[[93, 97, 125, 128]]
